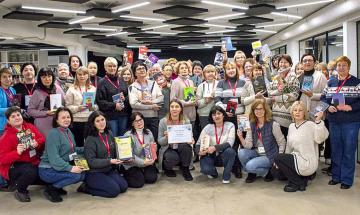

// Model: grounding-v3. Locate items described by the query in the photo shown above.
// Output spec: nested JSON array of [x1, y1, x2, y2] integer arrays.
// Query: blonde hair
[[290, 101, 308, 121], [74, 66, 91, 89], [202, 64, 217, 80], [336, 56, 351, 68], [104, 57, 118, 67], [166, 58, 177, 65], [224, 62, 239, 80], [249, 99, 272, 123], [119, 67, 134, 85], [234, 51, 246, 61]]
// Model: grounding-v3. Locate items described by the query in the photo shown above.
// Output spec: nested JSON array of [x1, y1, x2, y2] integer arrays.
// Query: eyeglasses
[[134, 118, 143, 123], [302, 59, 314, 63], [136, 67, 146, 71]]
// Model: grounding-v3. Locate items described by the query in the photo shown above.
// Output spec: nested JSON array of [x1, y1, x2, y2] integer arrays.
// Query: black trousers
[[123, 165, 158, 188], [9, 162, 43, 193], [144, 117, 159, 142], [280, 126, 288, 140], [274, 154, 308, 187], [70, 121, 86, 147], [323, 119, 331, 159], [229, 116, 241, 171], [163, 144, 193, 170]]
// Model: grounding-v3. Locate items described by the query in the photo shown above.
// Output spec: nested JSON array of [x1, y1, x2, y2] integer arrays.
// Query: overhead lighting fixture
[[148, 49, 161, 53], [40, 48, 67, 51], [206, 29, 237, 34], [82, 27, 117, 32], [22, 5, 86, 14], [178, 44, 213, 49], [141, 24, 169, 31], [120, 15, 164, 22], [335, 44, 343, 47], [106, 31, 128, 37], [204, 23, 236, 29], [69, 16, 95, 25], [201, 1, 248, 10], [252, 29, 277, 33], [257, 22, 293, 28], [0, 36, 15, 40], [145, 31, 177, 35], [112, 2, 150, 13], [271, 12, 302, 19], [337, 34, 343, 37], [205, 13, 245, 21], [127, 44, 143, 48], [276, 0, 335, 9]]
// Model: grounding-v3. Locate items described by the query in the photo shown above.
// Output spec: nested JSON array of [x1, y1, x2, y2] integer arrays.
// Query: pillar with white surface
[[67, 45, 88, 66], [343, 21, 357, 77]]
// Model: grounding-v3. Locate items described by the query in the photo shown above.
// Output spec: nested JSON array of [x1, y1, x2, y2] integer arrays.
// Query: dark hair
[[52, 107, 73, 128], [277, 54, 293, 67], [5, 106, 22, 120], [167, 99, 185, 121], [271, 55, 280, 69], [68, 55, 83, 71], [192, 60, 203, 70], [208, 106, 229, 124], [20, 63, 37, 77], [36, 67, 56, 91], [85, 111, 111, 137], [129, 112, 150, 135], [300, 53, 316, 63], [131, 61, 147, 79]]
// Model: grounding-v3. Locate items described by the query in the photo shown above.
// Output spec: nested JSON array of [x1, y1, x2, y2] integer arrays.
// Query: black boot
[[232, 166, 242, 179], [164, 169, 177, 177], [43, 185, 63, 203], [77, 182, 90, 194], [181, 166, 193, 181], [245, 173, 257, 183]]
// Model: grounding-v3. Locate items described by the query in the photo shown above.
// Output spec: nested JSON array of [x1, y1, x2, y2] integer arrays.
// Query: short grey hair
[[104, 57, 118, 67], [57, 63, 69, 71]]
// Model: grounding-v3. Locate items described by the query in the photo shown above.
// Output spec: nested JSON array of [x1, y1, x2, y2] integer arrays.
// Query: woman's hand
[[164, 131, 168, 138], [46, 110, 55, 116], [30, 140, 38, 148], [328, 105, 337, 113], [187, 138, 195, 145], [205, 97, 213, 103], [237, 130, 244, 139], [115, 103, 123, 111], [144, 158, 155, 166], [110, 159, 123, 164], [314, 111, 324, 123], [151, 104, 161, 111], [71, 166, 83, 173], [198, 148, 207, 156], [17, 143, 25, 155], [301, 90, 313, 98], [207, 146, 216, 154], [255, 91, 265, 99], [337, 105, 352, 112], [78, 105, 87, 112]]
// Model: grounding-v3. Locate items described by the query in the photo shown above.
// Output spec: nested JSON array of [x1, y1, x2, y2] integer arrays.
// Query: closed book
[[252, 76, 267, 94], [112, 93, 124, 108], [331, 93, 345, 106], [143, 143, 157, 160], [16, 130, 34, 149], [10, 94, 22, 107], [214, 52, 224, 66], [237, 115, 250, 132], [82, 92, 95, 109], [302, 76, 314, 91], [50, 94, 62, 111], [310, 101, 329, 120], [114, 136, 134, 161], [200, 135, 210, 151], [221, 37, 235, 51], [183, 87, 195, 102], [226, 100, 238, 115], [74, 155, 89, 171]]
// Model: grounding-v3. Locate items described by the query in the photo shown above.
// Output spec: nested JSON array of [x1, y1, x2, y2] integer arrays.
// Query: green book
[[183, 87, 195, 102]]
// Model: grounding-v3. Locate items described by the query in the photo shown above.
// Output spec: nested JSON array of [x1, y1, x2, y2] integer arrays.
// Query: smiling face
[[122, 70, 132, 82], [162, 65, 173, 79], [22, 65, 36, 80], [254, 103, 265, 119], [225, 65, 237, 79], [279, 58, 291, 70], [76, 70, 89, 85], [105, 63, 117, 75], [204, 69, 216, 81], [8, 111, 23, 128], [132, 114, 145, 130], [336, 61, 350, 79], [302, 56, 315, 72], [135, 65, 147, 79], [169, 101, 182, 119], [87, 62, 98, 77], [0, 72, 12, 88], [193, 65, 203, 77], [58, 66, 70, 79], [56, 110, 72, 128], [253, 68, 263, 78], [292, 104, 305, 122], [70, 57, 80, 70], [94, 115, 106, 132], [234, 53, 246, 66], [40, 74, 53, 88], [212, 110, 224, 125]]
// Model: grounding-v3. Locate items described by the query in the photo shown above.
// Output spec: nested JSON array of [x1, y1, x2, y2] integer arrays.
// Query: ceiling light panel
[[201, 1, 248, 10], [22, 5, 85, 14], [112, 2, 150, 13], [276, 0, 335, 9]]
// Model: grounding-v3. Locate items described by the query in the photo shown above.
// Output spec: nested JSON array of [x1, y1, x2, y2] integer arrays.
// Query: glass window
[[314, 34, 327, 62], [279, 46, 286, 54], [328, 29, 343, 62], [299, 38, 313, 59]]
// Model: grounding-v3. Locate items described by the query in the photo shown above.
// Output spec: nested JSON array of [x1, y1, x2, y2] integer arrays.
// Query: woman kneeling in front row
[[196, 106, 236, 184], [238, 99, 286, 183], [81, 111, 128, 197], [274, 101, 328, 192]]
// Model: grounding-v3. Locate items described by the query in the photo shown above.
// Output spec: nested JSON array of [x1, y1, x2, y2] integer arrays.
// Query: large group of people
[[0, 49, 359, 203]]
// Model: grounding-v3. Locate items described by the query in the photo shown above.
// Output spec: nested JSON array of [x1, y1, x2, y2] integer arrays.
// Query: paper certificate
[[167, 124, 192, 144]]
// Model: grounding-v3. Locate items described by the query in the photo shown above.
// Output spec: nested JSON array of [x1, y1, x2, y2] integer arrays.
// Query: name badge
[[256, 146, 265, 155], [29, 149, 36, 158], [172, 144, 178, 150], [69, 152, 77, 161], [25, 95, 32, 107]]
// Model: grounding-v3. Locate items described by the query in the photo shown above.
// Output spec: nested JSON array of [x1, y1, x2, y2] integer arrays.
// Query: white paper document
[[167, 124, 193, 144]]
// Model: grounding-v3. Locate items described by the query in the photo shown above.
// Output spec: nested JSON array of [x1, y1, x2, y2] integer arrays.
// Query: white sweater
[[286, 120, 329, 176], [65, 85, 97, 122]]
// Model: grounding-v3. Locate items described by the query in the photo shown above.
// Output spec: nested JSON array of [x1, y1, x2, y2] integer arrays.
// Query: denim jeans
[[108, 116, 129, 137], [200, 148, 236, 181], [39, 167, 85, 189], [329, 121, 360, 186], [238, 148, 271, 177], [0, 175, 7, 188]]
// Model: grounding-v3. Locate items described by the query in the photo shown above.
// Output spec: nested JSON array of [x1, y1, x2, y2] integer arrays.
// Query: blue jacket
[[0, 87, 16, 133]]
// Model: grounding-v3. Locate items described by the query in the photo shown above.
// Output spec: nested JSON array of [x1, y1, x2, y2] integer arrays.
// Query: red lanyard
[[135, 131, 144, 145], [105, 75, 119, 89], [59, 128, 74, 152], [181, 78, 190, 87], [98, 132, 110, 157], [256, 124, 263, 144], [24, 82, 35, 95], [2, 88, 14, 101], [214, 124, 224, 145], [227, 80, 237, 96], [78, 86, 87, 94], [336, 76, 350, 93]]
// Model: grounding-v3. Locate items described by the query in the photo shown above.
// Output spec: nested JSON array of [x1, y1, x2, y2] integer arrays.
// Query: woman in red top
[[0, 106, 45, 202]]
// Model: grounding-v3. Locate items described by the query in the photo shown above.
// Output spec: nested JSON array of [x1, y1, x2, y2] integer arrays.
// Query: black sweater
[[84, 132, 117, 173], [13, 82, 36, 109], [96, 74, 130, 120]]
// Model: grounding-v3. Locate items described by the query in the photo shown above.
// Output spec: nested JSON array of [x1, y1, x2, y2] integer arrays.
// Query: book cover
[[16, 129, 34, 149], [252, 76, 267, 94], [50, 94, 62, 111], [82, 92, 95, 109], [332, 93, 345, 106], [141, 90, 152, 102], [10, 94, 22, 107], [260, 44, 272, 59], [302, 76, 314, 91], [237, 115, 250, 132], [138, 46, 148, 60], [143, 143, 157, 161], [310, 101, 330, 119], [200, 135, 210, 151], [226, 100, 238, 115], [221, 37, 235, 51], [74, 155, 90, 171], [214, 52, 224, 66], [114, 136, 134, 161], [183, 87, 195, 102], [252, 40, 262, 50], [112, 93, 124, 108]]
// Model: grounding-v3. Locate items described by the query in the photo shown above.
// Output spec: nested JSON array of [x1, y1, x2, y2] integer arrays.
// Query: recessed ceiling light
[[257, 22, 293, 28], [206, 29, 237, 34], [69, 16, 95, 24], [112, 2, 150, 13], [141, 25, 169, 31], [144, 31, 177, 35], [252, 29, 277, 33], [205, 13, 245, 21], [106, 31, 128, 37], [0, 36, 15, 40], [204, 23, 237, 29], [276, 0, 335, 9], [82, 27, 117, 32], [271, 12, 302, 19], [22, 5, 86, 14], [40, 48, 67, 51], [120, 15, 164, 22], [201, 1, 248, 10]]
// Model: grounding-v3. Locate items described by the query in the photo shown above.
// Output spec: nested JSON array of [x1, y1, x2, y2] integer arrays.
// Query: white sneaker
[[222, 180, 230, 184], [208, 175, 215, 179]]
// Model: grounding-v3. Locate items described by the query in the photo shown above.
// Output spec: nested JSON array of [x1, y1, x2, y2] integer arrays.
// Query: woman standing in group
[[65, 66, 97, 147], [56, 63, 74, 93], [119, 67, 134, 86], [274, 101, 328, 192], [96, 57, 130, 137], [39, 107, 85, 202], [238, 99, 286, 183], [28, 68, 65, 137], [68, 55, 82, 78], [190, 60, 203, 87], [82, 111, 128, 198], [87, 61, 100, 88], [158, 100, 194, 181], [0, 68, 16, 135], [122, 112, 158, 188], [321, 56, 360, 189], [162, 64, 174, 83], [223, 50, 246, 79]]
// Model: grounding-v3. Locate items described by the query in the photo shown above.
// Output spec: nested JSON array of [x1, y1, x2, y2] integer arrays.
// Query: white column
[[286, 39, 300, 65], [67, 45, 88, 66], [343, 21, 357, 77]]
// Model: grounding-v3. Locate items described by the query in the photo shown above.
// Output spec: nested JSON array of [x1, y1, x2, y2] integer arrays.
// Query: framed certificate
[[167, 124, 192, 144], [114, 136, 134, 161]]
